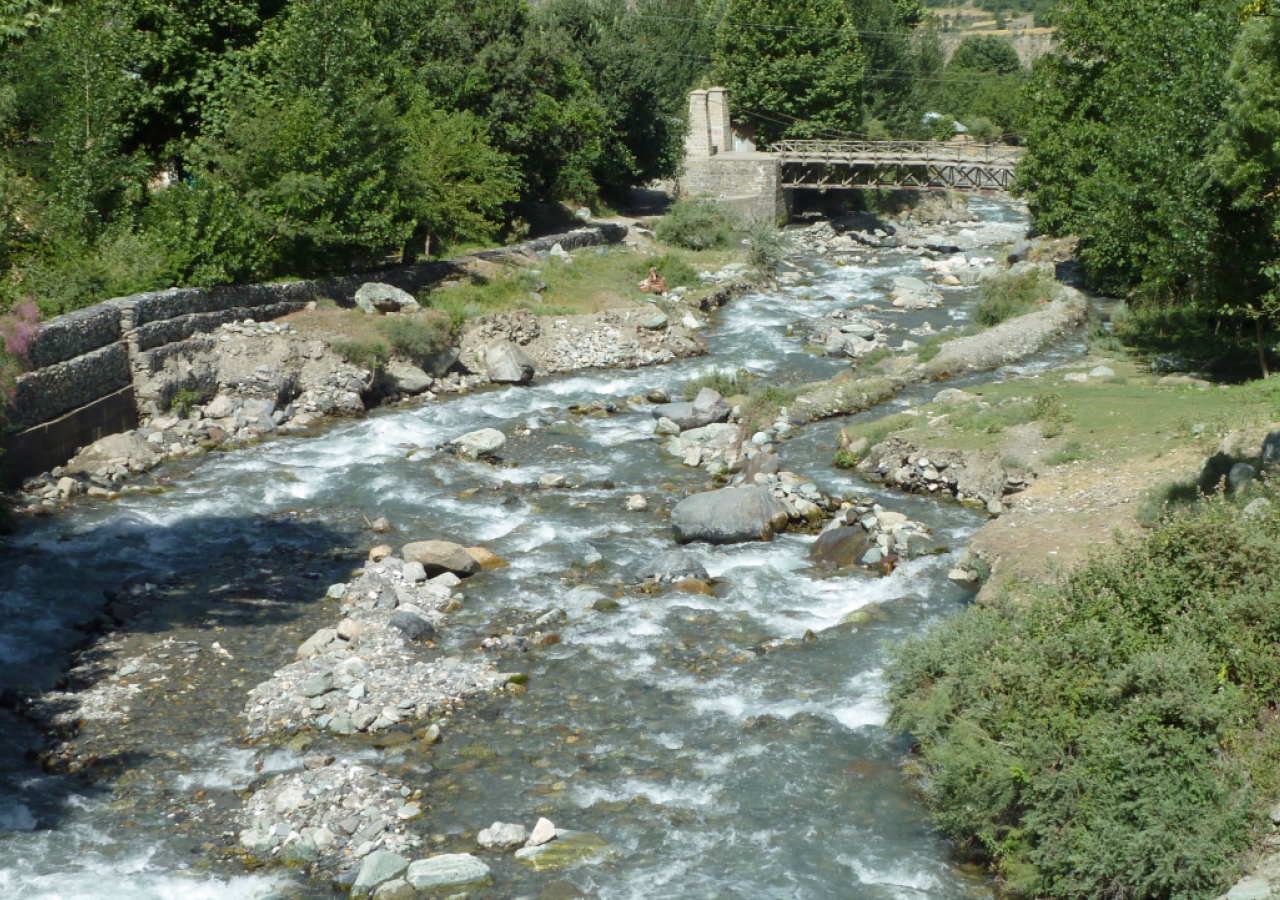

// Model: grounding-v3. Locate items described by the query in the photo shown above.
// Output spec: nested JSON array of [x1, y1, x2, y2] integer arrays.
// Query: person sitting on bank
[[638, 267, 667, 295]]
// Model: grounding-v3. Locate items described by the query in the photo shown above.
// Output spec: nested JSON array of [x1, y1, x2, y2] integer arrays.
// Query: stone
[[350, 850, 410, 899], [371, 879, 416, 900], [404, 854, 492, 891], [328, 713, 355, 735], [808, 527, 873, 569], [281, 833, 319, 866], [1227, 877, 1272, 900], [478, 821, 530, 850], [466, 547, 508, 569], [675, 577, 716, 596], [355, 283, 419, 315], [1229, 462, 1257, 494], [402, 562, 427, 583], [485, 341, 535, 384], [1245, 498, 1272, 519], [527, 817, 557, 847], [625, 494, 648, 511], [368, 545, 392, 562], [421, 723, 441, 744], [638, 313, 669, 330], [654, 416, 681, 436], [389, 611, 436, 643], [1088, 365, 1115, 379], [451, 428, 506, 459], [671, 486, 789, 545], [652, 389, 730, 432], [1263, 430, 1280, 467], [384, 361, 432, 395], [634, 549, 710, 583], [514, 831, 610, 871], [1063, 372, 1089, 383], [402, 540, 481, 577], [67, 432, 160, 474], [303, 670, 335, 697], [205, 395, 234, 418], [539, 473, 567, 488], [297, 628, 338, 659], [370, 517, 394, 533], [431, 571, 462, 589]]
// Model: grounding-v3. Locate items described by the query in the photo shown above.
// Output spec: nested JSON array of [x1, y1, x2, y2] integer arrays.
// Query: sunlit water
[[0, 199, 1044, 899]]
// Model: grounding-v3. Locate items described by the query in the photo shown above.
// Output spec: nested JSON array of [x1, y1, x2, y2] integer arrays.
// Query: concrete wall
[[1, 223, 626, 484]]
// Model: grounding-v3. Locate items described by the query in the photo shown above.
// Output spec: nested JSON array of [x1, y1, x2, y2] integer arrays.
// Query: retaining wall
[[2, 223, 627, 484]]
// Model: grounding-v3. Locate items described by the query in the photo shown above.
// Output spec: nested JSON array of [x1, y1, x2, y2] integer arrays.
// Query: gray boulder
[[1229, 462, 1257, 494], [477, 822, 529, 850], [351, 851, 410, 900], [384, 361, 432, 395], [355, 283, 419, 315], [402, 540, 481, 577], [405, 854, 491, 891], [671, 486, 789, 545], [1263, 430, 1280, 467], [420, 346, 459, 376], [652, 388, 730, 432], [485, 341, 535, 384], [634, 549, 710, 583], [67, 432, 161, 474], [388, 611, 435, 642], [450, 427, 506, 459]]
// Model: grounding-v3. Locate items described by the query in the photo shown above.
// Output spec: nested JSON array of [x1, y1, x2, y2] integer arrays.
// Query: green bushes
[[378, 315, 451, 365], [972, 270, 1056, 327], [887, 489, 1280, 900], [654, 200, 736, 251], [331, 338, 389, 372], [747, 221, 789, 274], [682, 366, 749, 400]]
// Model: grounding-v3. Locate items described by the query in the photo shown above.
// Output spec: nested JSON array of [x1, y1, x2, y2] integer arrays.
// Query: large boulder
[[355, 283, 420, 315], [405, 855, 491, 891], [671, 486, 788, 545], [67, 432, 161, 474], [351, 851, 410, 900], [808, 527, 872, 569], [485, 341, 535, 384], [402, 540, 480, 577], [651, 388, 730, 432], [383, 361, 432, 395], [634, 549, 710, 583], [420, 346, 459, 376], [449, 428, 506, 459]]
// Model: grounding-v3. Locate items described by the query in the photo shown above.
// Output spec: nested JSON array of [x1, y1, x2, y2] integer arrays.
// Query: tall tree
[[712, 0, 866, 144]]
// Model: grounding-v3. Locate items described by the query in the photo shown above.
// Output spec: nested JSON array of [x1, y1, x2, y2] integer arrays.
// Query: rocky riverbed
[[0, 195, 1077, 900]]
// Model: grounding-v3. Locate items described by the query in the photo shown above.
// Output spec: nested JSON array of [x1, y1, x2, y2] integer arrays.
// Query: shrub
[[331, 338, 388, 372], [973, 270, 1055, 328], [833, 449, 860, 469], [170, 388, 203, 418], [747, 221, 789, 274], [1047, 440, 1086, 465], [654, 199, 736, 251], [887, 488, 1280, 900], [377, 315, 452, 365], [1032, 389, 1072, 437]]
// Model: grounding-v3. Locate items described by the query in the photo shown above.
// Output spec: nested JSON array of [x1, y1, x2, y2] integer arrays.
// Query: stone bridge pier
[[678, 88, 788, 224]]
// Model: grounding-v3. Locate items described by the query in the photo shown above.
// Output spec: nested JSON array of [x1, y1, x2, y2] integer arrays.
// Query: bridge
[[678, 88, 1024, 221], [770, 139, 1023, 192]]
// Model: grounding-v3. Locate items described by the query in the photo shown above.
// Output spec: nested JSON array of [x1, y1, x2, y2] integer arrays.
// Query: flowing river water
[[0, 199, 1065, 899]]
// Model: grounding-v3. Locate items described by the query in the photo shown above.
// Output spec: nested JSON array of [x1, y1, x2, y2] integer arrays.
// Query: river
[[0, 198, 1048, 899]]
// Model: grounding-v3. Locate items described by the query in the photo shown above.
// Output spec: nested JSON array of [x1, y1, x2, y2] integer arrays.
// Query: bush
[[654, 199, 736, 251], [1032, 389, 1072, 437], [170, 388, 203, 418], [683, 366, 748, 400], [331, 338, 389, 372], [887, 489, 1280, 900], [747, 221, 789, 274], [973, 270, 1055, 327], [1047, 440, 1085, 465], [377, 315, 452, 365]]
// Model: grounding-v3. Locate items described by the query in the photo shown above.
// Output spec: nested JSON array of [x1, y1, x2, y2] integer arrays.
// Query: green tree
[[712, 0, 866, 143], [947, 34, 1022, 74], [1212, 13, 1280, 376], [1015, 0, 1239, 298]]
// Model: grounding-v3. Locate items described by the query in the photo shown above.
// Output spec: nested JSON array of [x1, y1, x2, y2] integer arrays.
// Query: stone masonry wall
[[680, 154, 788, 223]]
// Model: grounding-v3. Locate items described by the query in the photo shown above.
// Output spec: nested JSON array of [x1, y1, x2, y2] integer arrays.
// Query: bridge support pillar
[[679, 89, 788, 223]]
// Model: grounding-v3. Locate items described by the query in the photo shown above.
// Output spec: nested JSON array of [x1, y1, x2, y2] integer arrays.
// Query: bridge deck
[[769, 139, 1024, 192]]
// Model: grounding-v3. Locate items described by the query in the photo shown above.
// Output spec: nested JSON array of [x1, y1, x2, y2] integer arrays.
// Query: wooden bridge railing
[[768, 139, 1024, 191]]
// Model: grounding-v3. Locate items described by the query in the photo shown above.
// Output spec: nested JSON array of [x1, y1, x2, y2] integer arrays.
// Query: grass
[[887, 487, 1280, 900], [683, 367, 750, 400], [972, 269, 1056, 327], [682, 367, 803, 430], [1047, 440, 1086, 465]]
